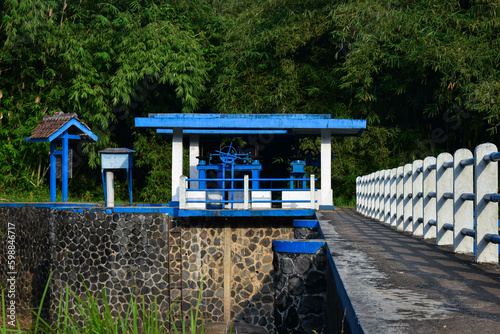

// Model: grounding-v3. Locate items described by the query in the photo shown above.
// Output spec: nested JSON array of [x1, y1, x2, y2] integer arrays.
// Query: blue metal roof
[[135, 113, 366, 136]]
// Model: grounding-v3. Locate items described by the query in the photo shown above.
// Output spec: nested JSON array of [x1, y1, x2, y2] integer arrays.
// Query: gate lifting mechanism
[[197, 143, 262, 209]]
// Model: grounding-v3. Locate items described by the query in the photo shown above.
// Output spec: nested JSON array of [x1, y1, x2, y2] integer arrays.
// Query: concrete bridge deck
[[318, 208, 500, 334]]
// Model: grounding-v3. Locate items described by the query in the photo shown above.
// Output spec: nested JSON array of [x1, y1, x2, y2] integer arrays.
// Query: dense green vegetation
[[1, 0, 499, 204]]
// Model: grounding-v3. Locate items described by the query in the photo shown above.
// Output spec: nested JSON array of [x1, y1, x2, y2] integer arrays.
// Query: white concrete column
[[396, 166, 404, 231], [189, 135, 200, 189], [436, 152, 454, 246], [179, 175, 187, 209], [244, 175, 249, 210], [106, 171, 114, 207], [475, 143, 499, 264], [310, 174, 316, 209], [320, 129, 333, 210], [403, 164, 413, 233], [356, 176, 361, 212], [373, 171, 380, 219], [423, 157, 437, 239], [390, 168, 397, 227], [453, 149, 474, 254], [378, 171, 385, 221], [366, 174, 371, 216], [384, 170, 391, 225], [171, 128, 184, 203], [412, 160, 423, 236]]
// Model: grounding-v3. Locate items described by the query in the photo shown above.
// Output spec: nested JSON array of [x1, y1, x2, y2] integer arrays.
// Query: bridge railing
[[356, 143, 500, 264]]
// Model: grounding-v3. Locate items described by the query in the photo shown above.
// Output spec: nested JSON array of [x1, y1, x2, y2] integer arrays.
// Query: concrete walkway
[[318, 208, 500, 334]]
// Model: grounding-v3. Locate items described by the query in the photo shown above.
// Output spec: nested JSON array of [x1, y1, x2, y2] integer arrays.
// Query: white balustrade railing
[[356, 143, 500, 264]]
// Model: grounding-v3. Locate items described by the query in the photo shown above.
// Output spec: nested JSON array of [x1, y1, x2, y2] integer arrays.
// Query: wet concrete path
[[318, 208, 500, 334]]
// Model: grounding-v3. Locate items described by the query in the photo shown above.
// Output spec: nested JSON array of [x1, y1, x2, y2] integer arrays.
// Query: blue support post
[[199, 169, 207, 190], [50, 141, 57, 202], [128, 168, 133, 206], [252, 169, 260, 189], [102, 171, 107, 205], [62, 133, 69, 202]]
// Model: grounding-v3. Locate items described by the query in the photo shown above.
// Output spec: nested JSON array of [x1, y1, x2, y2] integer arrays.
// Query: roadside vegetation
[[1, 0, 499, 204]]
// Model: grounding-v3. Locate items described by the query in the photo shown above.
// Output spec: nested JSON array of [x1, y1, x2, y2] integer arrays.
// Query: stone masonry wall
[[0, 207, 298, 332], [0, 207, 52, 325], [176, 217, 293, 333], [273, 245, 328, 334], [48, 209, 172, 327]]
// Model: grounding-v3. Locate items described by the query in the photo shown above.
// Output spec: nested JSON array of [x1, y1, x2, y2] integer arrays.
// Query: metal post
[[105, 170, 114, 207], [423, 157, 437, 239], [475, 143, 499, 264], [453, 149, 474, 254], [403, 164, 413, 233], [179, 175, 187, 209], [412, 160, 423, 236], [62, 134, 69, 202], [128, 167, 133, 206], [50, 141, 57, 202], [436, 153, 453, 246], [390, 168, 397, 227], [310, 174, 315, 210], [396, 166, 404, 231], [244, 175, 249, 210]]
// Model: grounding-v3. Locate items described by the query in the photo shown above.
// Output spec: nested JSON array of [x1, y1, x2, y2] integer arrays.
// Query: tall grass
[[1, 273, 206, 334]]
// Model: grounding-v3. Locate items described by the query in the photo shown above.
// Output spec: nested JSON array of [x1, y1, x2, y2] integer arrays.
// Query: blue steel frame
[[185, 177, 318, 209], [137, 114, 367, 137]]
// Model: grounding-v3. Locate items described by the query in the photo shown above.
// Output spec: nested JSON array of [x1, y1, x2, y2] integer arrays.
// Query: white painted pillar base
[[423, 157, 437, 239], [412, 160, 423, 236], [172, 128, 183, 203], [189, 135, 199, 189], [436, 153, 453, 246], [106, 171, 114, 207], [475, 143, 499, 264], [403, 164, 413, 233], [396, 166, 404, 231], [453, 149, 474, 254], [390, 169, 397, 227], [320, 129, 333, 210]]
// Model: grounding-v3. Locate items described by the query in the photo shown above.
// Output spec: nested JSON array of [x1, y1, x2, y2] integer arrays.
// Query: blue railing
[[180, 175, 318, 210]]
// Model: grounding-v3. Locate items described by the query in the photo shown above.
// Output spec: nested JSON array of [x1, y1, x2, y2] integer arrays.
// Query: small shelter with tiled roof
[[25, 112, 98, 202]]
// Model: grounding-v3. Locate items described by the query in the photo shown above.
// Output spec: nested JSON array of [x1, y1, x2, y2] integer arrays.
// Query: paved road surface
[[318, 208, 500, 334]]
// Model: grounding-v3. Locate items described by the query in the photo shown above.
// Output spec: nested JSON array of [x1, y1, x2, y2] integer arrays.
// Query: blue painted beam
[[157, 129, 289, 135], [135, 114, 367, 135], [150, 113, 332, 119], [293, 219, 320, 228], [272, 240, 325, 254]]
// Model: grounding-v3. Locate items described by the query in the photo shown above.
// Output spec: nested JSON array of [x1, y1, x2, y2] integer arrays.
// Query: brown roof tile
[[29, 112, 92, 140]]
